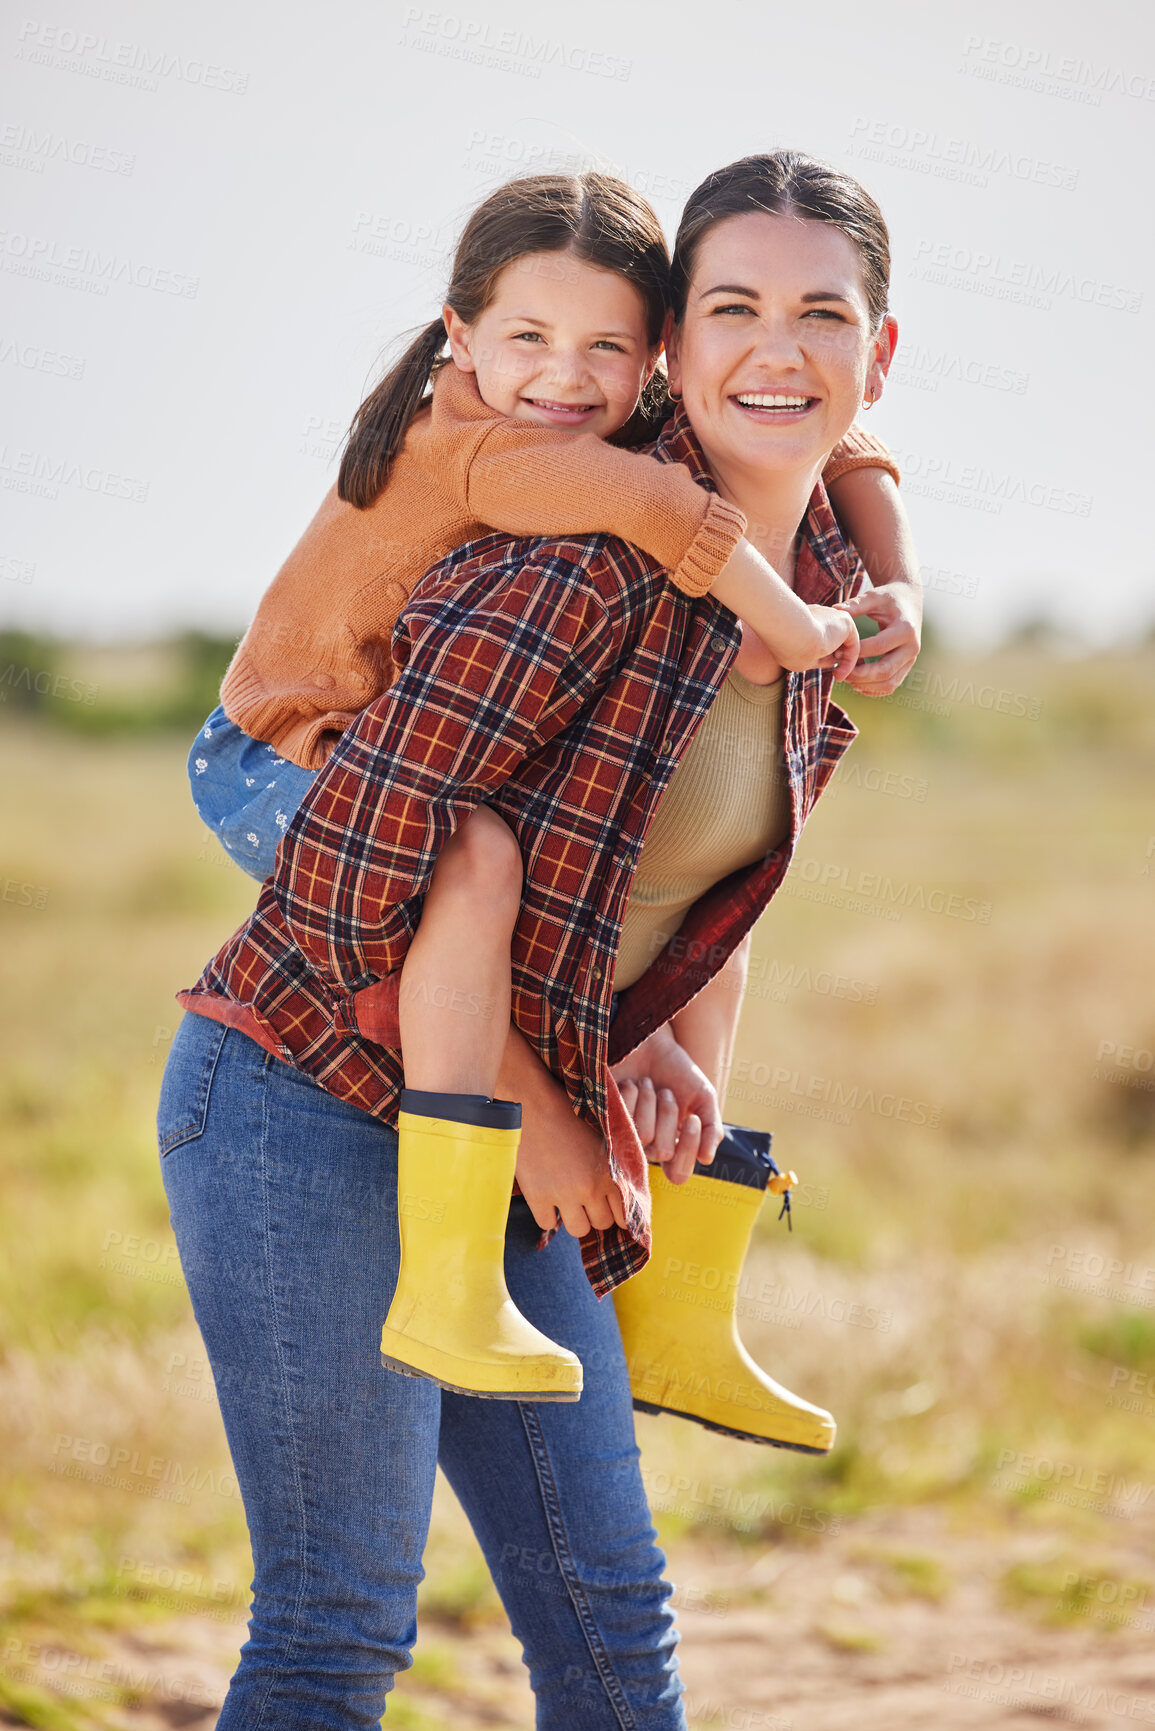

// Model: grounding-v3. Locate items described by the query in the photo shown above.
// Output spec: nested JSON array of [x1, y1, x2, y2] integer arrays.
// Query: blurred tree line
[[0, 630, 236, 734]]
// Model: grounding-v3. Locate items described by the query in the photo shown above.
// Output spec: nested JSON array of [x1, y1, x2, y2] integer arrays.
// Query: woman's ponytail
[[338, 318, 446, 509]]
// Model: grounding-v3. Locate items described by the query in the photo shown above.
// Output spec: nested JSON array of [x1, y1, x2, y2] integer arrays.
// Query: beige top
[[613, 671, 790, 991]]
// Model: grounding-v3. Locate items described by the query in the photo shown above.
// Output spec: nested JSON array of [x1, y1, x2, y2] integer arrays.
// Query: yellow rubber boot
[[380, 1090, 582, 1402], [613, 1130, 835, 1452]]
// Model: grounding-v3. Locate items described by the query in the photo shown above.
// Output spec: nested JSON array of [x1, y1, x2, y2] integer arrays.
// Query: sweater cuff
[[823, 422, 900, 487], [670, 493, 747, 598]]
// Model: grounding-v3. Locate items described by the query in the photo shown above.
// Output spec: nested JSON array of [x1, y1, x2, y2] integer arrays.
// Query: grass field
[[2, 645, 1154, 1728]]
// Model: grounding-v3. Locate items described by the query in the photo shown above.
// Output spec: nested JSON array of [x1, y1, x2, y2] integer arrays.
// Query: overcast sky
[[1, 0, 1151, 648]]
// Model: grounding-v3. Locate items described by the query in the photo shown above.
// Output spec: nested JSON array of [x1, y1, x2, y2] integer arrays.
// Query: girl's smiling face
[[666, 211, 896, 488], [444, 250, 660, 440]]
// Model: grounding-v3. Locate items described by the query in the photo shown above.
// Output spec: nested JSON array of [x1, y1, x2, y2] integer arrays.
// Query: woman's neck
[[703, 450, 825, 589]]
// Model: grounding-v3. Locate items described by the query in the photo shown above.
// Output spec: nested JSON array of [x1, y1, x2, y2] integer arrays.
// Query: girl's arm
[[825, 466, 923, 696], [445, 367, 895, 675]]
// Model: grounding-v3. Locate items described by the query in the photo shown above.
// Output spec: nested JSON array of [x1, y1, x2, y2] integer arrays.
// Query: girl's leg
[[397, 802, 523, 1093], [439, 1200, 685, 1731], [158, 1014, 441, 1731]]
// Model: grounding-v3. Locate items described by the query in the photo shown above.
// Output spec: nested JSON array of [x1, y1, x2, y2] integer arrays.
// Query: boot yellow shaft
[[614, 1158, 835, 1452], [381, 1104, 582, 1401]]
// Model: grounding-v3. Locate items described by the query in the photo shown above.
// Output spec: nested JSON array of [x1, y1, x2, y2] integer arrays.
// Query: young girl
[[188, 171, 906, 1402]]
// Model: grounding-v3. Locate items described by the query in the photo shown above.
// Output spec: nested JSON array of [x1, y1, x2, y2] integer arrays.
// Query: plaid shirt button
[[710, 635, 727, 653]]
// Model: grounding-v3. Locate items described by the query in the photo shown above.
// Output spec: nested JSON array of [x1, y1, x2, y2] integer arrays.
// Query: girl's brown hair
[[339, 172, 671, 508], [670, 151, 891, 332]]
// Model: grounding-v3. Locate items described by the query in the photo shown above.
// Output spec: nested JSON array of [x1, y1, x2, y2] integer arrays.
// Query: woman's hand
[[839, 583, 922, 696], [611, 1023, 724, 1185]]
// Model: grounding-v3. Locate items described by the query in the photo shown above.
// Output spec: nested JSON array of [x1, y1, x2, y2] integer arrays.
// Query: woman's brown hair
[[670, 151, 891, 331], [339, 172, 671, 508]]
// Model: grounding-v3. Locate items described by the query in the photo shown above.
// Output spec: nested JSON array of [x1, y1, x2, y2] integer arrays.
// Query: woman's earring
[[862, 391, 877, 410], [668, 389, 683, 402]]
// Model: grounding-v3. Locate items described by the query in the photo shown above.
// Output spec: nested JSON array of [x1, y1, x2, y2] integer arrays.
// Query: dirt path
[[5, 1510, 1153, 1729]]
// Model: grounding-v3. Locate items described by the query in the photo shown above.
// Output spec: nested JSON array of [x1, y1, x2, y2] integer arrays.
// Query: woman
[[158, 152, 919, 1728]]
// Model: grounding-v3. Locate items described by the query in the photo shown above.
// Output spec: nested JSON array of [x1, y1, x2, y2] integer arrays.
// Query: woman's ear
[[864, 314, 898, 405], [662, 311, 683, 399], [442, 303, 476, 373]]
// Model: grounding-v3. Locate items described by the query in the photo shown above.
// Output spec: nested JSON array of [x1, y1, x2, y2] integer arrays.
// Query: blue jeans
[[158, 1012, 684, 1729], [188, 707, 315, 880]]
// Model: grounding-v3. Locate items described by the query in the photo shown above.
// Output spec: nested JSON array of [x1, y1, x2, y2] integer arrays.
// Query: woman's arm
[[824, 467, 923, 695], [611, 934, 750, 1185], [669, 931, 751, 1104]]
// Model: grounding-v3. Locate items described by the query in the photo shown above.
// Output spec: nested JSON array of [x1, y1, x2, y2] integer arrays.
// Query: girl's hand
[[611, 1024, 724, 1185], [514, 1078, 628, 1240], [820, 605, 862, 681], [839, 585, 922, 696]]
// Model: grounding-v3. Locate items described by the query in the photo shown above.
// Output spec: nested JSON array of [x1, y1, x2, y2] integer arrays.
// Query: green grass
[[2, 643, 1155, 1720]]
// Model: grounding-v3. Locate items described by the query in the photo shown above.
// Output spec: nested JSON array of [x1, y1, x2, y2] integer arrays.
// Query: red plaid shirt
[[180, 408, 865, 1296]]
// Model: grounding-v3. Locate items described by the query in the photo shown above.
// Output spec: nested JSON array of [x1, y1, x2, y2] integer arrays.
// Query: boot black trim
[[399, 1089, 522, 1131], [631, 1397, 831, 1453], [693, 1123, 778, 1191]]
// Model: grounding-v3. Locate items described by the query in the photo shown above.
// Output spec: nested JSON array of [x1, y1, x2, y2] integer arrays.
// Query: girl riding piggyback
[[188, 172, 901, 1402]]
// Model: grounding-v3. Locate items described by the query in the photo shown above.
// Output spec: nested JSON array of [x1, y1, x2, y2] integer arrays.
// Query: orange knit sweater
[[221, 363, 898, 769]]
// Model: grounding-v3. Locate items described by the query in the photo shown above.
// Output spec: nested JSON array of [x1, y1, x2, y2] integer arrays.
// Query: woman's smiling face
[[666, 210, 896, 487]]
